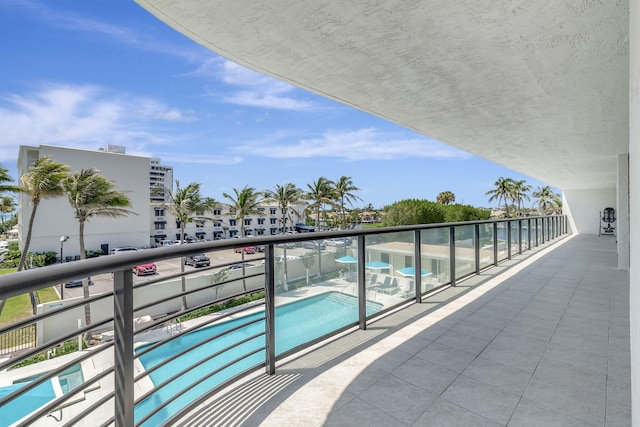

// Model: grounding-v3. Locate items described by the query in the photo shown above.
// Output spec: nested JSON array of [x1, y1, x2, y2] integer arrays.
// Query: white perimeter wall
[[563, 188, 617, 235], [630, 0, 639, 424], [18, 146, 151, 256]]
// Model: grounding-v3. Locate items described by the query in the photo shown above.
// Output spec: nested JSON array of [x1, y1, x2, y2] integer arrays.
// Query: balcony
[[0, 216, 628, 426]]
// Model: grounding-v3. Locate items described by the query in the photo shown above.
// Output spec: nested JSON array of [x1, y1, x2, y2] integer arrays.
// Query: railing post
[[518, 220, 523, 255], [358, 236, 367, 329], [527, 218, 532, 251], [541, 218, 545, 244], [414, 230, 422, 302], [449, 226, 456, 286], [507, 222, 512, 260], [265, 244, 276, 375], [474, 224, 480, 274], [493, 222, 498, 266], [113, 268, 134, 427]]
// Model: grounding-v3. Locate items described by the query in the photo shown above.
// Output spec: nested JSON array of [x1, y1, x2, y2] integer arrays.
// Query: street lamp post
[[59, 235, 69, 299]]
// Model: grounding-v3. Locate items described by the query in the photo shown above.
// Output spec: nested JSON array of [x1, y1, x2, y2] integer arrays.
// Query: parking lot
[[57, 243, 344, 299]]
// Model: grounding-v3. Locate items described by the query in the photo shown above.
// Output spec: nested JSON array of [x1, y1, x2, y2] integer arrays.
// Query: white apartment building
[[17, 145, 152, 257], [150, 158, 173, 203], [150, 202, 307, 246], [100, 145, 173, 203]]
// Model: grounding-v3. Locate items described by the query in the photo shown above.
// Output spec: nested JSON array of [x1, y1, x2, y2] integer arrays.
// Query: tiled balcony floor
[[177, 234, 630, 426]]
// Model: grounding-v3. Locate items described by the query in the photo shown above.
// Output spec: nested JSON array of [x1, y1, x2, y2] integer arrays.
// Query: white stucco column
[[629, 0, 639, 424], [618, 153, 630, 270]]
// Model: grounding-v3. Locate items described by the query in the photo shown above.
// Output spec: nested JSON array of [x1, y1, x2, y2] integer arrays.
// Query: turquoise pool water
[[0, 364, 83, 426], [135, 291, 382, 426]]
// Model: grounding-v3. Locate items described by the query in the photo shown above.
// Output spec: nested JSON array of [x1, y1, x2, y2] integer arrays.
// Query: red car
[[133, 263, 157, 276], [234, 246, 256, 254]]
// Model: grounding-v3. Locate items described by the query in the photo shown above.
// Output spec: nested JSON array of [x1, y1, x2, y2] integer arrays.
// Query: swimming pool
[[135, 291, 382, 425], [0, 363, 84, 426]]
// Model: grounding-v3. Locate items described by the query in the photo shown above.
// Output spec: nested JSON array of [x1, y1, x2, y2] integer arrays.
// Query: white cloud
[[152, 152, 244, 166], [0, 83, 194, 162], [237, 128, 471, 161], [194, 58, 314, 111]]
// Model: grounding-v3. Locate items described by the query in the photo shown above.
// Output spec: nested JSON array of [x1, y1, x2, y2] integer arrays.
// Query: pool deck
[[174, 234, 631, 426]]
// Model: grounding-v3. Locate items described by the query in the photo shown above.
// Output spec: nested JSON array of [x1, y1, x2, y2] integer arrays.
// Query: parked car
[[301, 240, 326, 250], [133, 263, 157, 276], [65, 278, 94, 288], [185, 254, 211, 267], [110, 246, 139, 255], [324, 238, 348, 247], [225, 263, 255, 270], [234, 246, 256, 254]]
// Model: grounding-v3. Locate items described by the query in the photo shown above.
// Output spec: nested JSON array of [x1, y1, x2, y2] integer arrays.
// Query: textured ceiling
[[137, 0, 629, 191]]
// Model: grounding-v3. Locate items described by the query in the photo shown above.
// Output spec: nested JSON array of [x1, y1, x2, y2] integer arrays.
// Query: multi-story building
[[149, 158, 173, 203], [17, 145, 152, 257], [150, 202, 306, 246], [100, 146, 173, 203]]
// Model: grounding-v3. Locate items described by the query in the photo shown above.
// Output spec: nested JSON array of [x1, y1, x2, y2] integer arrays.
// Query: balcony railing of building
[[0, 215, 567, 426]]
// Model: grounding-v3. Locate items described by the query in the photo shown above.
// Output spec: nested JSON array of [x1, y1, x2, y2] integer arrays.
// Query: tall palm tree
[[305, 177, 335, 231], [62, 168, 134, 330], [17, 157, 70, 314], [264, 183, 304, 234], [334, 176, 362, 229], [436, 191, 456, 205], [222, 186, 263, 291], [0, 196, 16, 228], [533, 186, 562, 215], [486, 177, 515, 217], [162, 181, 217, 310], [511, 180, 531, 217], [0, 165, 20, 316]]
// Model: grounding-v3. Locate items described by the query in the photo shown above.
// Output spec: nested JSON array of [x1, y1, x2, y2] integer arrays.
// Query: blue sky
[[0, 0, 553, 209]]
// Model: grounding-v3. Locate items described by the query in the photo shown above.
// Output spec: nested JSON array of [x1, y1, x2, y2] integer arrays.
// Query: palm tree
[[436, 191, 456, 205], [17, 157, 70, 314], [222, 186, 263, 291], [0, 196, 16, 228], [334, 176, 362, 229], [532, 186, 562, 215], [162, 181, 217, 310], [486, 177, 515, 217], [305, 177, 335, 230], [511, 180, 531, 217], [62, 168, 134, 330], [264, 183, 304, 234], [0, 165, 20, 194]]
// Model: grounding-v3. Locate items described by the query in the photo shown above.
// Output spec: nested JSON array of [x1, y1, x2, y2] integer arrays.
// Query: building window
[[244, 218, 252, 226], [270, 218, 277, 225], [229, 219, 236, 226], [257, 218, 265, 225], [213, 209, 221, 216], [154, 208, 165, 216], [154, 223, 165, 230], [176, 221, 181, 228], [270, 208, 277, 215], [195, 220, 205, 228]]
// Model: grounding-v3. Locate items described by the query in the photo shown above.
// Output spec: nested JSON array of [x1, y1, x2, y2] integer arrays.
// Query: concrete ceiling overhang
[[137, 0, 629, 192]]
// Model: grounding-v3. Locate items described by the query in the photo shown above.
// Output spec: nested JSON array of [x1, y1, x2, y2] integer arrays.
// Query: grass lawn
[[0, 267, 60, 327]]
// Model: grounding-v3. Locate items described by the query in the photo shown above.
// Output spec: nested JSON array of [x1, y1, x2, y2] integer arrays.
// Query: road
[[57, 245, 342, 299]]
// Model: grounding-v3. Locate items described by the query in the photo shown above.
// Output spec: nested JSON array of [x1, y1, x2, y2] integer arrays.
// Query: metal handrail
[[0, 215, 568, 426]]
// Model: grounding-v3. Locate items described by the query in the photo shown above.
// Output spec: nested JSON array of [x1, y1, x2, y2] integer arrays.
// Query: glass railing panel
[[420, 228, 449, 291], [521, 220, 530, 250], [510, 221, 519, 252], [274, 236, 361, 356], [365, 231, 415, 305], [496, 222, 508, 262], [478, 223, 494, 269], [454, 225, 475, 280]]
